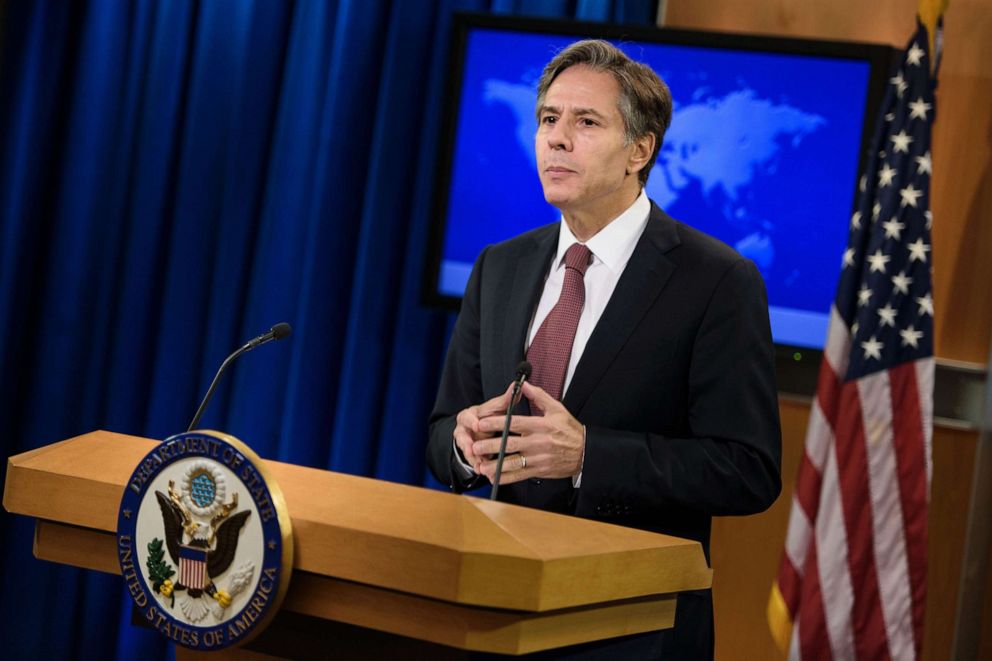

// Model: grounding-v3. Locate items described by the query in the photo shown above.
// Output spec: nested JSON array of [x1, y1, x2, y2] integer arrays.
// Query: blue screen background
[[438, 28, 871, 349]]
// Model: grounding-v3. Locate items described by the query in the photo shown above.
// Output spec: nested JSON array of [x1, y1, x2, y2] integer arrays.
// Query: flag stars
[[900, 325, 924, 348], [908, 238, 930, 263], [858, 286, 873, 307], [862, 336, 884, 360], [906, 42, 925, 66], [868, 249, 891, 273], [882, 217, 905, 240], [900, 184, 923, 208], [877, 304, 898, 327], [878, 163, 897, 187], [842, 34, 932, 373], [909, 97, 932, 121], [891, 271, 913, 295], [890, 130, 913, 153], [890, 71, 908, 97]]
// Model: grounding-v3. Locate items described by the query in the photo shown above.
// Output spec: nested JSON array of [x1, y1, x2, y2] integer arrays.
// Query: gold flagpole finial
[[918, 0, 948, 65]]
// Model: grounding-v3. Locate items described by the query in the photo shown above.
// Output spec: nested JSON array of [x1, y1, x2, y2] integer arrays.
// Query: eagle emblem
[[150, 461, 255, 623], [119, 431, 293, 650]]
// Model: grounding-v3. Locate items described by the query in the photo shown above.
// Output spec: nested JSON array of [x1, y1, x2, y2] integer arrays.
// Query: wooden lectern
[[3, 431, 712, 658]]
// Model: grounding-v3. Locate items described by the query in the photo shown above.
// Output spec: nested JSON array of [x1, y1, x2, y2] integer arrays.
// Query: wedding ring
[[520, 454, 527, 469]]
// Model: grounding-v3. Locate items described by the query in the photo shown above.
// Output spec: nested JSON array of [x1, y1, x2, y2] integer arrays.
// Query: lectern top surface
[[5, 430, 712, 611]]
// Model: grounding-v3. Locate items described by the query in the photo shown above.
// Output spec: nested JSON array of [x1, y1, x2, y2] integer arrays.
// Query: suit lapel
[[563, 204, 681, 414]]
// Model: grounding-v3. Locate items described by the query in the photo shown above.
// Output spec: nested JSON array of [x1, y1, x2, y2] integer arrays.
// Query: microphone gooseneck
[[491, 361, 532, 501], [187, 323, 294, 432]]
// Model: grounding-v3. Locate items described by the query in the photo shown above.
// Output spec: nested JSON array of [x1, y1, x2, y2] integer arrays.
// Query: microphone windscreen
[[516, 361, 532, 379], [271, 323, 293, 340]]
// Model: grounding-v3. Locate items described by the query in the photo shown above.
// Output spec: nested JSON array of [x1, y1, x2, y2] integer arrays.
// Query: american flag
[[768, 20, 939, 660]]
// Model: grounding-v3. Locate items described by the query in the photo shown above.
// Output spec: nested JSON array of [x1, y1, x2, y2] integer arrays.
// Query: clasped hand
[[453, 381, 584, 485]]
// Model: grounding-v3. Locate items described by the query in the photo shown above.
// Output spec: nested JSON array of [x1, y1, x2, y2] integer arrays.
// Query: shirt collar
[[553, 190, 651, 273]]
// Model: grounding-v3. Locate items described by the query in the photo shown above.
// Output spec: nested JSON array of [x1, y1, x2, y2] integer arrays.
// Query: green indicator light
[[793, 352, 802, 361]]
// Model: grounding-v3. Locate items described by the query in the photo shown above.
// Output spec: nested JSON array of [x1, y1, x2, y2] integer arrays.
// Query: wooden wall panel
[[923, 0, 992, 366], [923, 426, 980, 659], [710, 399, 808, 660], [662, 2, 992, 657]]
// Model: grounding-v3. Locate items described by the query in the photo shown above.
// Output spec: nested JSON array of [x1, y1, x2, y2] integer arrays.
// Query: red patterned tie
[[526, 243, 592, 402]]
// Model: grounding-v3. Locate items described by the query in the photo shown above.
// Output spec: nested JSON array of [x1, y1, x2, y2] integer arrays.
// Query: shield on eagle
[[179, 544, 209, 591]]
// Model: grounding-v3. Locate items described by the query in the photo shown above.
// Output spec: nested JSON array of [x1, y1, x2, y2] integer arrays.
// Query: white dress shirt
[[454, 191, 652, 481]]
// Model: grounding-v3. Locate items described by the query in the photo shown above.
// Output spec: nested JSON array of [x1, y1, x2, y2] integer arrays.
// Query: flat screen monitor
[[423, 13, 894, 353]]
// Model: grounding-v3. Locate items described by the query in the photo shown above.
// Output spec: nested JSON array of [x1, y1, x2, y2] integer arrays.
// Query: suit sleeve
[[426, 247, 490, 492], [575, 258, 782, 518]]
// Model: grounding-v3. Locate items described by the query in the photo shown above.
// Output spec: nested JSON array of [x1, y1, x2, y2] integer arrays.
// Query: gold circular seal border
[[188, 429, 294, 649]]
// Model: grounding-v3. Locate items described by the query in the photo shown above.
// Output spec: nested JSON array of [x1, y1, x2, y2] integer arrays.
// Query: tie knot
[[564, 243, 592, 276]]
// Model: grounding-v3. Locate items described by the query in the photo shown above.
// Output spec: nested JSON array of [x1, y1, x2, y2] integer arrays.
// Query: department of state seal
[[118, 431, 293, 651]]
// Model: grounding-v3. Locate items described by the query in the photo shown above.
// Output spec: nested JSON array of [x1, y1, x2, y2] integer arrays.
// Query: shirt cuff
[[452, 436, 476, 478]]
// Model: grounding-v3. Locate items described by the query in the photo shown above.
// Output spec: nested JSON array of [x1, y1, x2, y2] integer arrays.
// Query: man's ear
[[627, 132, 656, 177]]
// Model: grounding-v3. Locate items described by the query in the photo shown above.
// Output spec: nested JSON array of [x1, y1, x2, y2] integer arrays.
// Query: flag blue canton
[[836, 26, 936, 381]]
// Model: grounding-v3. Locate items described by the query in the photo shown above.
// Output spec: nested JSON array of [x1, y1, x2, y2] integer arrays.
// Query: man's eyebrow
[[538, 105, 609, 120]]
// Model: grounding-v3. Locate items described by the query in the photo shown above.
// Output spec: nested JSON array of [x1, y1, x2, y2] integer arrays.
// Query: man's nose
[[546, 120, 572, 150]]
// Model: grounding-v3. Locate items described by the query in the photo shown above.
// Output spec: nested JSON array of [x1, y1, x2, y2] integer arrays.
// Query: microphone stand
[[491, 362, 531, 501]]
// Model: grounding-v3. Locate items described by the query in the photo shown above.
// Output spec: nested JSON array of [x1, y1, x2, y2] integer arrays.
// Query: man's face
[[536, 65, 641, 223]]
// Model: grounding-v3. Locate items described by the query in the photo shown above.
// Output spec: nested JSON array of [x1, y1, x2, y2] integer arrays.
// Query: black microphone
[[491, 361, 532, 501], [187, 323, 293, 432]]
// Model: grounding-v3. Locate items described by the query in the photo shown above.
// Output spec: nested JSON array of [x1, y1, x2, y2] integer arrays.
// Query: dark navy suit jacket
[[427, 202, 782, 659]]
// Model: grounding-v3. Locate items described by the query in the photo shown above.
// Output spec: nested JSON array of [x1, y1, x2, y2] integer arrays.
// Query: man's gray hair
[[536, 39, 672, 186]]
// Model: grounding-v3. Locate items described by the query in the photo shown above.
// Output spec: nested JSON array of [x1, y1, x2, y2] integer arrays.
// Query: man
[[427, 39, 781, 659]]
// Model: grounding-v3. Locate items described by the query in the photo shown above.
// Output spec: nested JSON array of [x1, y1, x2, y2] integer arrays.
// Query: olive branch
[[147, 538, 175, 607]]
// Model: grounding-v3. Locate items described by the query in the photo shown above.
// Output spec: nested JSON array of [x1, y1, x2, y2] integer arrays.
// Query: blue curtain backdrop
[[0, 0, 657, 657]]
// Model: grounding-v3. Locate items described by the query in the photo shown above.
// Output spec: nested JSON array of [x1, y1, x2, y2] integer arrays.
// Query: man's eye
[[541, 115, 557, 125], [580, 118, 598, 127]]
